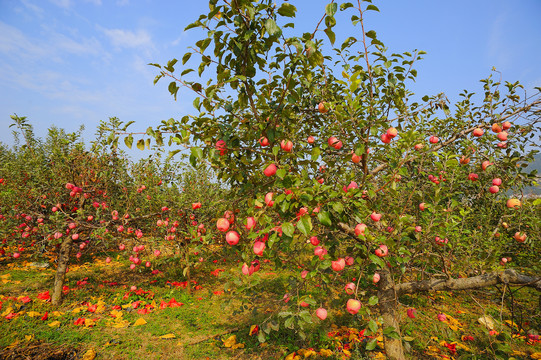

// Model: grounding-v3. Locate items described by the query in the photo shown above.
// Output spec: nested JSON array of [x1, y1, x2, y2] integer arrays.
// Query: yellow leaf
[[456, 342, 471, 352], [81, 349, 96, 360], [223, 335, 237, 348], [84, 318, 96, 327], [478, 315, 495, 330], [505, 320, 518, 328], [110, 319, 130, 328], [51, 311, 65, 317], [133, 318, 147, 326], [319, 349, 333, 357], [110, 310, 123, 319], [285, 353, 300, 360], [72, 307, 84, 314], [530, 353, 541, 360], [1, 307, 13, 317], [297, 348, 317, 358], [159, 334, 176, 339], [24, 335, 34, 341], [48, 321, 61, 328], [403, 336, 415, 342], [232, 342, 244, 349], [26, 311, 41, 317], [249, 325, 258, 336]]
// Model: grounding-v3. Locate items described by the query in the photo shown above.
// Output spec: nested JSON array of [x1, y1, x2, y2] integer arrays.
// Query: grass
[[0, 246, 540, 360]]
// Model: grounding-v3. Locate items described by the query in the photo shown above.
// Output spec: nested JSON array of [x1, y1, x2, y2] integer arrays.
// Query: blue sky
[[1, 0, 540, 153]]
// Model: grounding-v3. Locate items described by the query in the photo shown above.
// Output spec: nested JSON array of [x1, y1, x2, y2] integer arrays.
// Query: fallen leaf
[[478, 315, 495, 329], [133, 318, 147, 326], [24, 335, 34, 341], [84, 318, 96, 327], [48, 321, 61, 328], [159, 334, 176, 339], [26, 311, 41, 317], [81, 349, 96, 360]]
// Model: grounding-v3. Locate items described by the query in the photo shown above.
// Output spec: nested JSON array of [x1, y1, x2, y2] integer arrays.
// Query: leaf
[[317, 211, 332, 226], [182, 52, 192, 65], [282, 222, 295, 237], [265, 19, 280, 36], [366, 338, 377, 350], [325, 3, 338, 16], [311, 147, 321, 161], [159, 334, 176, 339], [84, 318, 96, 327], [124, 135, 133, 149], [366, 4, 380, 12], [136, 139, 145, 151], [324, 28, 336, 45], [368, 319, 378, 334], [48, 321, 61, 328], [133, 318, 147, 326], [190, 146, 203, 159], [296, 215, 312, 236], [403, 336, 415, 342], [277, 3, 297, 17], [81, 349, 96, 360]]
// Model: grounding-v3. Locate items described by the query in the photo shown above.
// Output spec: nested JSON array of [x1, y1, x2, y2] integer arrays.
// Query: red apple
[[373, 273, 380, 284], [217, 218, 230, 232], [429, 136, 439, 144], [506, 199, 521, 209], [370, 212, 382, 222], [13, 252, 20, 259], [355, 223, 367, 236], [473, 128, 484, 137], [253, 240, 265, 255], [414, 143, 424, 151], [307, 136, 315, 144], [345, 282, 355, 295], [318, 102, 329, 114], [514, 232, 527, 242], [346, 299, 361, 315], [482, 160, 493, 170], [280, 140, 293, 152], [351, 153, 361, 163], [245, 217, 256, 230], [316, 308, 327, 320], [263, 163, 277, 177], [259, 137, 269, 146], [489, 185, 499, 194], [380, 133, 391, 144], [374, 244, 388, 257], [437, 313, 447, 322], [387, 127, 398, 138], [331, 258, 345, 272], [309, 236, 320, 246], [119, 244, 125, 251], [225, 231, 240, 245], [497, 131, 508, 141], [491, 123, 502, 133], [502, 121, 511, 130]]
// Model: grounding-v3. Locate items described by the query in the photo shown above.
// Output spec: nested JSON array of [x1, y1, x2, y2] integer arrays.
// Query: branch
[[395, 269, 541, 296]]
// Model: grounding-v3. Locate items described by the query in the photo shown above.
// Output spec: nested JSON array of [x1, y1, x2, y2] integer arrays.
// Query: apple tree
[[143, 1, 540, 358]]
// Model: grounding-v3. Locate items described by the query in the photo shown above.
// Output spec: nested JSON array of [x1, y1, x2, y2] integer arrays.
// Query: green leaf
[[276, 168, 287, 179], [325, 3, 338, 16], [366, 338, 377, 350], [190, 146, 203, 159], [182, 52, 192, 65], [136, 139, 145, 151], [365, 30, 377, 39], [366, 4, 380, 12], [317, 211, 332, 227], [277, 3, 297, 17], [284, 316, 295, 329], [311, 147, 321, 161], [368, 296, 379, 306], [332, 202, 344, 213], [324, 28, 336, 45], [265, 19, 280, 35], [340, 2, 353, 11], [124, 135, 133, 149], [282, 222, 295, 237], [368, 319, 378, 334], [297, 215, 312, 236]]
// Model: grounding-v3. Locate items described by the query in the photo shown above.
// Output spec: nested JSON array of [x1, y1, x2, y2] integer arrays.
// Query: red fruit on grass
[[130, 286, 137, 291], [514, 232, 527, 242], [72, 234, 79, 240], [301, 270, 308, 279], [217, 218, 230, 232], [145, 261, 151, 267], [280, 140, 293, 152], [13, 252, 20, 258], [437, 313, 447, 322], [346, 299, 361, 315], [154, 250, 161, 257], [119, 244, 125, 251], [473, 128, 484, 137], [130, 264, 136, 270], [225, 231, 240, 246], [331, 258, 345, 272], [117, 225, 124, 232], [316, 308, 327, 320], [263, 163, 277, 177], [105, 257, 111, 263], [345, 283, 355, 295], [370, 212, 382, 222]]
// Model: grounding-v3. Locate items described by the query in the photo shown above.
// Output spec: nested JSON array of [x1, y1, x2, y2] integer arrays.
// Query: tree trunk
[[378, 269, 406, 360], [51, 237, 73, 306]]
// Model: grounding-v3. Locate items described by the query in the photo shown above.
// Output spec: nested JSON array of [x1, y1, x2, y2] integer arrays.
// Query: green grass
[[1, 249, 540, 360]]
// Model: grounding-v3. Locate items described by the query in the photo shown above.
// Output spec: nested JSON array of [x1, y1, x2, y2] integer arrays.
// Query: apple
[[497, 142, 507, 148], [370, 212, 382, 222], [264, 192, 274, 206], [407, 308, 417, 319], [215, 140, 227, 155], [309, 236, 320, 246], [154, 250, 161, 257], [226, 231, 240, 245], [280, 140, 293, 152], [489, 185, 499, 194], [130, 285, 137, 291], [387, 127, 398, 138], [492, 178, 502, 186], [345, 256, 354, 266], [301, 270, 308, 279], [300, 301, 309, 308], [68, 222, 77, 230], [473, 128, 484, 137], [117, 225, 124, 232], [419, 203, 426, 211], [246, 217, 256, 230], [331, 258, 345, 271], [415, 226, 422, 233], [192, 202, 202, 210], [429, 136, 439, 144], [502, 121, 511, 130], [351, 153, 361, 163], [316, 308, 327, 320], [514, 232, 527, 242], [72, 234, 79, 240], [497, 131, 508, 141], [318, 102, 329, 114], [105, 257, 111, 263], [414, 143, 424, 151], [346, 299, 361, 315], [314, 246, 327, 259], [460, 156, 470, 164], [437, 313, 447, 322], [482, 161, 493, 171], [345, 282, 355, 294], [355, 223, 367, 236], [259, 137, 269, 146], [373, 273, 380, 284], [328, 136, 339, 147], [119, 244, 125, 251], [468, 173, 479, 181], [307, 136, 315, 144], [374, 244, 388, 257], [506, 199, 521, 209], [13, 252, 20, 259], [263, 163, 277, 177], [145, 261, 151, 267], [217, 218, 230, 232], [130, 264, 136, 270], [253, 240, 265, 255], [380, 133, 391, 144], [491, 123, 502, 133]]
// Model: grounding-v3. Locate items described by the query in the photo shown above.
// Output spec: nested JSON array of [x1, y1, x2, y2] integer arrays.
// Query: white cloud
[[49, 0, 71, 9], [0, 22, 49, 60], [102, 28, 153, 49], [116, 0, 129, 5], [85, 0, 102, 5], [20, 0, 45, 18]]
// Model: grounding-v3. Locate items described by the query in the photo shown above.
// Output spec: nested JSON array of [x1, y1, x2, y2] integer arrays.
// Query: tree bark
[[378, 269, 405, 360], [51, 237, 73, 306]]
